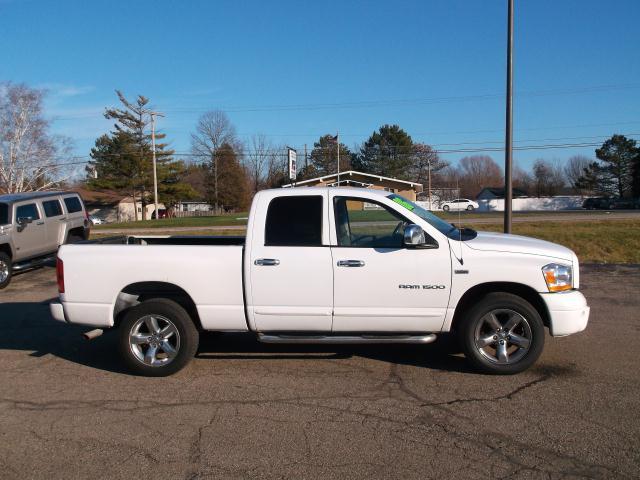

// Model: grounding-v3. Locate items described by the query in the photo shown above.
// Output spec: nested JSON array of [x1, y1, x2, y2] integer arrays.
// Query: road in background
[[0, 265, 638, 479]]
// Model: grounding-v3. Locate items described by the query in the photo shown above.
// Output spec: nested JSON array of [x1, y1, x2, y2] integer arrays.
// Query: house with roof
[[476, 187, 529, 200]]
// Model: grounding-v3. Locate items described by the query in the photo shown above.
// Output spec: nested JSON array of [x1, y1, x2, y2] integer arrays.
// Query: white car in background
[[89, 216, 104, 225], [441, 198, 479, 212]]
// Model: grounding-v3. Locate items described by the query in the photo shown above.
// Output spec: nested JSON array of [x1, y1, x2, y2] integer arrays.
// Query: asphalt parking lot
[[1, 265, 639, 479]]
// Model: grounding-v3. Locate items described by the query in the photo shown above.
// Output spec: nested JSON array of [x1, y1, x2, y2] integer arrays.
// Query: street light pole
[[150, 111, 164, 220], [504, 0, 514, 233]]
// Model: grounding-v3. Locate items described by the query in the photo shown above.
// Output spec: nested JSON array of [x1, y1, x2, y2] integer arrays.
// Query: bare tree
[[457, 155, 503, 198], [513, 165, 533, 193], [533, 159, 565, 197], [409, 143, 448, 185], [191, 111, 240, 209], [565, 155, 591, 194], [0, 82, 72, 194], [265, 145, 287, 188], [246, 134, 273, 194]]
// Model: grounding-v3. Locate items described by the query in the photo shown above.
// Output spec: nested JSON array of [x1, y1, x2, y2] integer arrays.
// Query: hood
[[465, 231, 574, 262]]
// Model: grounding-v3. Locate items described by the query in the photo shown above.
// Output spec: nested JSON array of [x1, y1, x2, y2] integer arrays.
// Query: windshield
[[0, 203, 9, 225], [386, 194, 475, 240]]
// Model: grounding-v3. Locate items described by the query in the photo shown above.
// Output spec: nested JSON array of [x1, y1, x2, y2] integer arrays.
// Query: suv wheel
[[0, 252, 12, 289], [119, 299, 199, 376], [459, 292, 545, 374]]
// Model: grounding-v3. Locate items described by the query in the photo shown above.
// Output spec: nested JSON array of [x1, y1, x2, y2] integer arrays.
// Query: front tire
[[118, 299, 199, 376], [466, 205, 474, 211], [459, 293, 545, 374], [443, 205, 450, 211], [0, 252, 12, 289]]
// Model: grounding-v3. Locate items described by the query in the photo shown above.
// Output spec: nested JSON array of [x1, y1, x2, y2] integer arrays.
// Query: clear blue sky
[[2, 0, 639, 172]]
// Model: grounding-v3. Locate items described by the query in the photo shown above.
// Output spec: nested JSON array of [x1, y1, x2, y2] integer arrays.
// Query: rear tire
[[0, 252, 12, 289], [459, 292, 545, 374], [443, 205, 450, 211], [118, 298, 199, 376]]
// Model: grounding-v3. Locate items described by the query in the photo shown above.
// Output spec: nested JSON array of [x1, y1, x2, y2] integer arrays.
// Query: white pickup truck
[[50, 188, 590, 376]]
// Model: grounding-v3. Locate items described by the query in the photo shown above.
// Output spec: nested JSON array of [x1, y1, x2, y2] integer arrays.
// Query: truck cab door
[[13, 202, 47, 259], [246, 193, 333, 332], [330, 194, 451, 333]]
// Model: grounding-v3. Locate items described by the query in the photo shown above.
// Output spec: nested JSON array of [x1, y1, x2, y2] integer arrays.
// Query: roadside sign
[[288, 147, 297, 180]]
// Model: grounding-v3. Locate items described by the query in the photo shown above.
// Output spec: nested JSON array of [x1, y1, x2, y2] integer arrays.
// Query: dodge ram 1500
[[50, 187, 589, 376]]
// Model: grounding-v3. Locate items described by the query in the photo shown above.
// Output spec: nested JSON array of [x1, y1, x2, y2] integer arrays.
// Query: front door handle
[[36, 221, 45, 226], [337, 260, 365, 267], [255, 258, 280, 266]]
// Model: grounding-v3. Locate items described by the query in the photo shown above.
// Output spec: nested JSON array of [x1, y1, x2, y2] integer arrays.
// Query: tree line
[[2, 83, 639, 214]]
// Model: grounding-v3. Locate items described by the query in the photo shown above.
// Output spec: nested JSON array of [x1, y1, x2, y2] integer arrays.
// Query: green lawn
[[477, 220, 640, 264], [91, 219, 640, 264]]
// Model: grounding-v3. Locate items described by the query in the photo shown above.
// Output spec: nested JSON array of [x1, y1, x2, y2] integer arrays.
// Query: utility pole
[[504, 0, 514, 233], [149, 111, 164, 220], [336, 132, 340, 185], [304, 144, 308, 171], [427, 159, 432, 211]]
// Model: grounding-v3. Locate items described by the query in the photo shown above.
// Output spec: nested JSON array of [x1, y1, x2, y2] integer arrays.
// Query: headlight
[[542, 263, 573, 292]]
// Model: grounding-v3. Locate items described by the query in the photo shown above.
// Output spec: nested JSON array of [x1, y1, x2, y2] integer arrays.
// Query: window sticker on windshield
[[392, 197, 415, 211]]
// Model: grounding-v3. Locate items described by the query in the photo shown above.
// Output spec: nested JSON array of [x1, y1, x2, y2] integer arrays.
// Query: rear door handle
[[36, 221, 45, 225], [255, 258, 280, 266], [337, 260, 365, 267]]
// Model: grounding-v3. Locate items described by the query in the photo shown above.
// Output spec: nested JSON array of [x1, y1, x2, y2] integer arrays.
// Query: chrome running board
[[13, 255, 56, 271], [257, 333, 437, 345]]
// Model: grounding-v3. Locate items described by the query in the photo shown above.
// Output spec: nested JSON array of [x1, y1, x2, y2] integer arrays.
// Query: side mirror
[[17, 217, 32, 231], [403, 224, 438, 249]]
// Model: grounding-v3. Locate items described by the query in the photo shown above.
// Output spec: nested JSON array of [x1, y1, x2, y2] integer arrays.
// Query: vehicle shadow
[[0, 300, 471, 375]]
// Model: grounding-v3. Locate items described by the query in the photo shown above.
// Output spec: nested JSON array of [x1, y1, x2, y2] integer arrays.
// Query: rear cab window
[[0, 203, 9, 225], [265, 196, 323, 246], [63, 196, 83, 214], [43, 199, 64, 217]]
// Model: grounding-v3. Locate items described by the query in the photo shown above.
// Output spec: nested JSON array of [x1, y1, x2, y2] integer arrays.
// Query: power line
[[46, 136, 639, 170], [50, 83, 640, 120]]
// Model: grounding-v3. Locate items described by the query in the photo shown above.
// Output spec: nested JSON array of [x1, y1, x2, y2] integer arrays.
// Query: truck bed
[[85, 235, 246, 246]]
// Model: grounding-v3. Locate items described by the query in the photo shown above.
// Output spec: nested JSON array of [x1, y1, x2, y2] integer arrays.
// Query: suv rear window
[[0, 203, 9, 225], [63, 196, 83, 213], [43, 199, 63, 217], [265, 196, 323, 246]]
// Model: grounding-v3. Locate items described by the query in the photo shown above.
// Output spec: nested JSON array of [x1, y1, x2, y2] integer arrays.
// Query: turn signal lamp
[[542, 263, 572, 292]]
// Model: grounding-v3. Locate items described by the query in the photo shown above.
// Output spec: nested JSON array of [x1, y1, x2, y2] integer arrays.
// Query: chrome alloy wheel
[[129, 315, 181, 367], [473, 309, 532, 365], [0, 260, 9, 283]]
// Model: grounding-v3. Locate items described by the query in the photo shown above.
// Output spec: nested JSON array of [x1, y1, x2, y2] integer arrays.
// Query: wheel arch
[[0, 243, 12, 259], [114, 281, 202, 330], [450, 282, 550, 332]]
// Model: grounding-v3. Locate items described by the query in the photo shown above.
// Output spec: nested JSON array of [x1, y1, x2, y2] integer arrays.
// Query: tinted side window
[[43, 199, 63, 217], [334, 197, 407, 248], [16, 203, 40, 221], [63, 197, 82, 213], [0, 203, 9, 225], [265, 196, 323, 246]]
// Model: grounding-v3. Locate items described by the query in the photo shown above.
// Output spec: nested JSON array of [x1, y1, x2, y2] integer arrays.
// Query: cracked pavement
[[0, 264, 639, 479]]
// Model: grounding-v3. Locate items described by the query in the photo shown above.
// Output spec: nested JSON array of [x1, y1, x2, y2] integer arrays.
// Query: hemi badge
[[454, 269, 469, 274]]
